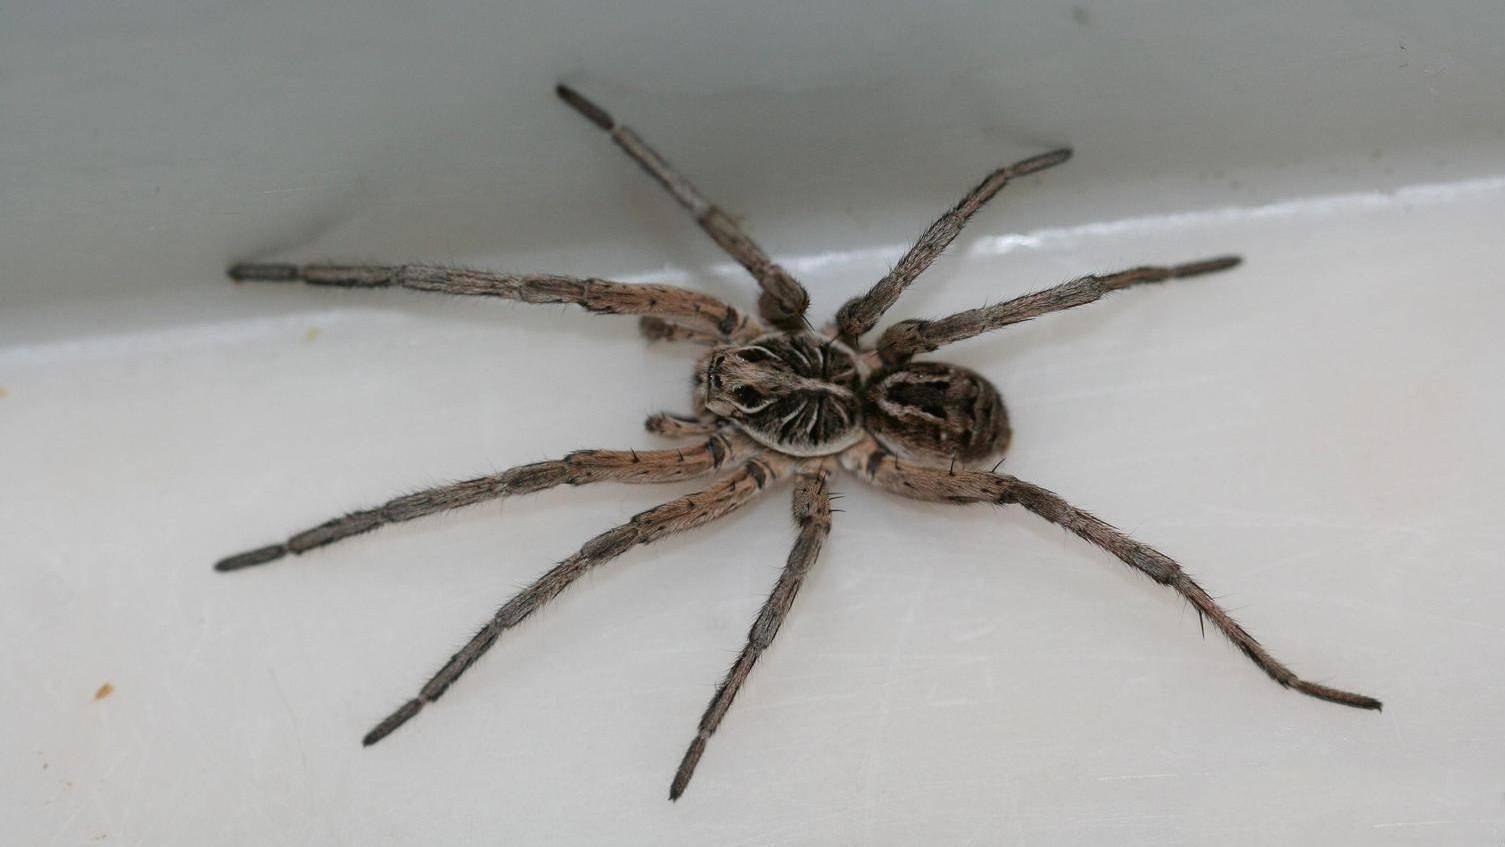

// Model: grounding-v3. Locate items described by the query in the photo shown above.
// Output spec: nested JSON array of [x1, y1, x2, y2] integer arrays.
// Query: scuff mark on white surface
[[1094, 772, 1176, 782]]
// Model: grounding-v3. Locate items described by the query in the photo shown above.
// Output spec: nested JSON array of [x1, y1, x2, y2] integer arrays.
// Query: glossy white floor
[[4, 3, 1503, 845]]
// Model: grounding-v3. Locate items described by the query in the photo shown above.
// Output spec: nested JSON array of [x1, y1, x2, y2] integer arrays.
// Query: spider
[[217, 84, 1382, 801]]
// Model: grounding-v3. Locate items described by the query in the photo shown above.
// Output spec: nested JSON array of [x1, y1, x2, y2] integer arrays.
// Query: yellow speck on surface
[[93, 682, 114, 701], [304, 327, 321, 342]]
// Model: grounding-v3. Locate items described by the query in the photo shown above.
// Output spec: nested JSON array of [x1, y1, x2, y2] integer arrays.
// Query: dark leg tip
[[1294, 680, 1383, 711], [1173, 255, 1243, 277], [363, 698, 424, 746], [668, 736, 705, 801], [555, 84, 614, 130], [668, 770, 691, 802], [1012, 147, 1074, 177], [228, 263, 300, 283], [214, 544, 288, 572]]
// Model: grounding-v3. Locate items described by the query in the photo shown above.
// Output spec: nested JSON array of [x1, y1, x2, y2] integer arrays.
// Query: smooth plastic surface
[[4, 2, 1504, 844]]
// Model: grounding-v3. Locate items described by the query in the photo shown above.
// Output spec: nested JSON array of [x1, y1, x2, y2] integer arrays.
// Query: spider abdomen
[[863, 361, 1009, 463]]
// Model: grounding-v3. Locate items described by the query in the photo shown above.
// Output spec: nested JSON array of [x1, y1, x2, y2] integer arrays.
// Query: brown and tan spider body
[[697, 332, 1008, 463], [217, 84, 1381, 803]]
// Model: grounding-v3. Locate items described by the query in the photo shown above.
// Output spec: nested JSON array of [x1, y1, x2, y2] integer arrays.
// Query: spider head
[[696, 333, 864, 456], [863, 361, 1010, 463]]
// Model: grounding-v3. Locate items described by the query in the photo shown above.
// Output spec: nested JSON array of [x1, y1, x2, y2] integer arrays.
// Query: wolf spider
[[217, 84, 1381, 800]]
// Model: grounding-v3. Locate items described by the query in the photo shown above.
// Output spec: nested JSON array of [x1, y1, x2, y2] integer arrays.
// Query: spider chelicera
[[217, 84, 1381, 801]]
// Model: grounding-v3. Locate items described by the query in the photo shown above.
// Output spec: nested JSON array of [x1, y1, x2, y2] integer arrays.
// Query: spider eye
[[732, 386, 766, 407]]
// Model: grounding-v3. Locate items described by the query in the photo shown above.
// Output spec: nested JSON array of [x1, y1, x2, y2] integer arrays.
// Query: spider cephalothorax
[[218, 84, 1381, 803], [696, 333, 863, 456]]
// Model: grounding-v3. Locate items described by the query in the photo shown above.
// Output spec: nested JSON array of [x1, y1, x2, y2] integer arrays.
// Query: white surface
[[3, 2, 1504, 845]]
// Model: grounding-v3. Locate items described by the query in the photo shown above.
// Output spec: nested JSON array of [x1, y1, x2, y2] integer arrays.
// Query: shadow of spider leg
[[362, 454, 794, 746], [839, 438, 1382, 711], [214, 432, 754, 571], [670, 466, 833, 800]]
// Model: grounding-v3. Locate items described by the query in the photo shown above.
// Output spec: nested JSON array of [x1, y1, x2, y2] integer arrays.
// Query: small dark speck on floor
[[1071, 5, 1090, 25], [94, 682, 114, 701]]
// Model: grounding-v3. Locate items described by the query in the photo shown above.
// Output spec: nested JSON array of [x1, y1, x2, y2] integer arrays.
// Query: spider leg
[[363, 454, 793, 746], [669, 466, 832, 800], [226, 263, 761, 341], [644, 411, 719, 439], [839, 438, 1381, 711], [834, 148, 1073, 345], [214, 432, 752, 571], [875, 256, 1242, 365], [555, 84, 810, 330], [639, 316, 721, 346]]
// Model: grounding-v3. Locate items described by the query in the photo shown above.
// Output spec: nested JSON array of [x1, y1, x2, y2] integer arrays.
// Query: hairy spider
[[217, 84, 1381, 801]]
